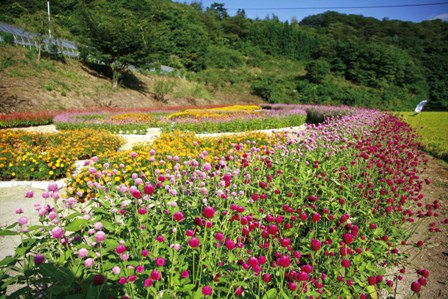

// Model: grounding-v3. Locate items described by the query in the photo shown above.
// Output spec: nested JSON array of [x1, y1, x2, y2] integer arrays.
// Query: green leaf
[[64, 219, 89, 232], [262, 288, 278, 299], [16, 238, 36, 256], [0, 230, 18, 236], [0, 256, 16, 267], [27, 225, 46, 232], [181, 284, 195, 292], [64, 212, 84, 221], [193, 288, 202, 299]]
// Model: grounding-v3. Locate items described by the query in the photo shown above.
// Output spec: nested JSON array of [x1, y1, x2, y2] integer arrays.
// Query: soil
[[386, 157, 448, 299]]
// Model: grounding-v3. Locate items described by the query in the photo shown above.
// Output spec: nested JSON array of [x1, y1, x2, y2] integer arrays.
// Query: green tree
[[78, 0, 148, 88], [305, 59, 331, 84]]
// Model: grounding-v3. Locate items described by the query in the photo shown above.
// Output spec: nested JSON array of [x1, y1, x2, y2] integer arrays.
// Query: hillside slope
[[0, 46, 263, 113]]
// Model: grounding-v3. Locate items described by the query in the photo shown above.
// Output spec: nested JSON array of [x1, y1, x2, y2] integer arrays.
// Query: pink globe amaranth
[[93, 274, 105, 285], [189, 237, 200, 248], [112, 266, 121, 275], [368, 276, 377, 285], [25, 191, 34, 198], [51, 226, 64, 239], [181, 270, 189, 278], [47, 182, 58, 192], [18, 216, 28, 226], [119, 276, 127, 285], [215, 232, 224, 242], [234, 287, 243, 296], [116, 244, 126, 254], [288, 282, 298, 291], [78, 248, 89, 258], [173, 211, 184, 222], [144, 278, 153, 287], [34, 254, 45, 264], [203, 206, 215, 219], [418, 269, 430, 278], [155, 257, 166, 267], [202, 285, 213, 296], [131, 190, 142, 199], [418, 277, 427, 286], [311, 239, 321, 251], [263, 273, 272, 283], [411, 281, 421, 293], [84, 258, 95, 268], [225, 238, 236, 250], [95, 231, 106, 242], [150, 270, 161, 281], [341, 259, 351, 268], [343, 233, 354, 245], [144, 184, 154, 195]]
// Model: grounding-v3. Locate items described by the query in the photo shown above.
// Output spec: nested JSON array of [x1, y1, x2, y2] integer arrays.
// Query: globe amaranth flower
[[150, 270, 161, 281], [84, 258, 95, 268], [202, 285, 213, 296], [189, 237, 200, 248], [34, 254, 45, 265], [203, 206, 215, 219], [78, 248, 89, 258], [155, 257, 166, 267], [95, 231, 106, 242], [51, 226, 64, 239]]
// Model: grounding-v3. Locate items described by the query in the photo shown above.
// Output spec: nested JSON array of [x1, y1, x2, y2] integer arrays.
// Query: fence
[[0, 22, 79, 58]]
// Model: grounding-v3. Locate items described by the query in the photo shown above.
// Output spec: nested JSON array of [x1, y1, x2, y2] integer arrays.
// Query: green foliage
[[305, 59, 331, 84], [1, 32, 14, 44], [205, 45, 245, 69], [0, 3, 446, 109], [161, 113, 307, 134], [152, 78, 175, 103]]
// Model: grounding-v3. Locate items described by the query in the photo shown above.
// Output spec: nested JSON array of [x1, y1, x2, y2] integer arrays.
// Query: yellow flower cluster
[[208, 105, 261, 111], [109, 113, 155, 124], [168, 104, 261, 119], [0, 129, 124, 181]]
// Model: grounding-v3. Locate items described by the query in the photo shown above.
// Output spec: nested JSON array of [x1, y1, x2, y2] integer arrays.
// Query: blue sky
[[174, 0, 448, 23]]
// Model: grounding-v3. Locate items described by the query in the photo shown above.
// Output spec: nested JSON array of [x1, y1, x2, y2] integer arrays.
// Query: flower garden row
[[1, 107, 443, 298], [0, 104, 343, 182], [53, 105, 309, 134]]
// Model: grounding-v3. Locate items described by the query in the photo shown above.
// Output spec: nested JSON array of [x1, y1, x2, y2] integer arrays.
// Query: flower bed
[[54, 111, 158, 135], [67, 131, 284, 201], [53, 105, 264, 135], [0, 111, 55, 129], [261, 104, 361, 124], [1, 110, 437, 298], [160, 108, 307, 133], [0, 129, 124, 180]]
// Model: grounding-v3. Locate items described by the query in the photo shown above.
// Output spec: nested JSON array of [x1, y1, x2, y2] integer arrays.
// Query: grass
[[400, 112, 448, 161]]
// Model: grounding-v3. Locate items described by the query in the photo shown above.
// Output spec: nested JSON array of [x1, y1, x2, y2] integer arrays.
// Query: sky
[[173, 0, 448, 23]]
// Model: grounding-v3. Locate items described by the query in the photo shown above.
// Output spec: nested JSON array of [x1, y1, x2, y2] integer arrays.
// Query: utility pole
[[47, 1, 52, 40]]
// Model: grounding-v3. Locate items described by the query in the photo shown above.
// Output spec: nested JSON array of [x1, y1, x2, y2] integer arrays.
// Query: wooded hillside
[[1, 0, 447, 110]]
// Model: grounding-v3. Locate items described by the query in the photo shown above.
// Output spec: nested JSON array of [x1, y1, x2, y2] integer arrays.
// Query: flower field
[[0, 129, 124, 180], [53, 105, 308, 135], [1, 108, 440, 298], [0, 111, 55, 129]]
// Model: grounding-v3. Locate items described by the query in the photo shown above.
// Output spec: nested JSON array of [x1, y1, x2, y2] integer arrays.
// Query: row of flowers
[[0, 129, 124, 181], [1, 109, 440, 298]]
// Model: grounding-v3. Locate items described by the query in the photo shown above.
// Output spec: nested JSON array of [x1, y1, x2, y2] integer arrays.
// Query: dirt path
[[380, 157, 448, 298]]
